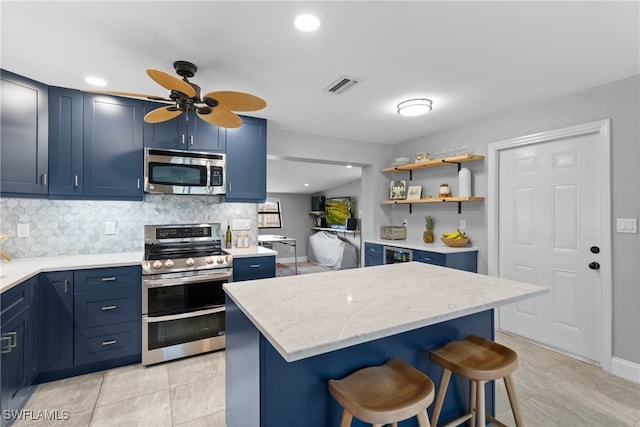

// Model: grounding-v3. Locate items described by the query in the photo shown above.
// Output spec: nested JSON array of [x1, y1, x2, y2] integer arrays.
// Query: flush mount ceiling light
[[397, 98, 433, 117], [294, 14, 320, 32], [85, 76, 107, 87]]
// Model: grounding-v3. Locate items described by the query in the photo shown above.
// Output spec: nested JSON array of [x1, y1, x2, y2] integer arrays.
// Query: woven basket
[[441, 237, 469, 247]]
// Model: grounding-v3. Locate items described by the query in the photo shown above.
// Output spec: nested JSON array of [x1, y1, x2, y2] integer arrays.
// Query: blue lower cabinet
[[364, 243, 384, 267], [233, 256, 276, 282], [74, 321, 141, 365], [414, 249, 477, 272], [38, 271, 74, 374]]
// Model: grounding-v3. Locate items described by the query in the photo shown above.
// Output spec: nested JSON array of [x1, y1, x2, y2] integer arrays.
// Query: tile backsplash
[[0, 195, 258, 259]]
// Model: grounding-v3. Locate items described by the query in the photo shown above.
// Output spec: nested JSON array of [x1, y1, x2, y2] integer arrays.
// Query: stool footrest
[[440, 413, 473, 427], [486, 414, 509, 427]]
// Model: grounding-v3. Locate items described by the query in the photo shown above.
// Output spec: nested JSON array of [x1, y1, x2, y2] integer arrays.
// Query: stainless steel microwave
[[144, 148, 226, 195]]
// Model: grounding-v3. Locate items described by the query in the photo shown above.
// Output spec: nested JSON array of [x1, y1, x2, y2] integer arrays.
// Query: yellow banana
[[442, 229, 462, 239]]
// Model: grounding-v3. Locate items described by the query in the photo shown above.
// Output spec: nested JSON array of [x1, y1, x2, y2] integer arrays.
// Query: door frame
[[487, 119, 612, 371]]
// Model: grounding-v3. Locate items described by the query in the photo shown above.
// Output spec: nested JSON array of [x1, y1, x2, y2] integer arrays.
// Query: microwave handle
[[206, 162, 211, 189]]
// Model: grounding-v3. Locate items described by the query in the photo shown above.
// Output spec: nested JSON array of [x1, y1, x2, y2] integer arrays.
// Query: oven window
[[147, 281, 225, 316], [147, 312, 224, 350], [148, 163, 208, 186]]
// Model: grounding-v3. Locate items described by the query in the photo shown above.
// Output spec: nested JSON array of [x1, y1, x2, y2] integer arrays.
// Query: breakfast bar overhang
[[223, 262, 548, 427]]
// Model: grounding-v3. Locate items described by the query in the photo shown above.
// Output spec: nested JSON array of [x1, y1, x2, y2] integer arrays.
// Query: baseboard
[[277, 256, 308, 264], [610, 357, 640, 383]]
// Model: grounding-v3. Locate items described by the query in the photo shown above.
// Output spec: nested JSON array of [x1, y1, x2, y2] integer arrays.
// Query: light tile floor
[[16, 333, 639, 427]]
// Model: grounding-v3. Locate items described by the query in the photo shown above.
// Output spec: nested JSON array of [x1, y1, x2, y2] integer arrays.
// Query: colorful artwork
[[325, 197, 351, 227]]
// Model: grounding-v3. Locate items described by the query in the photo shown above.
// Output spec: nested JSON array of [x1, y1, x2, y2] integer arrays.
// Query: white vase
[[458, 168, 471, 197]]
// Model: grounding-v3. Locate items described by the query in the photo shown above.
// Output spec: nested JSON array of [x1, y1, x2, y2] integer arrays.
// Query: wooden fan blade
[[86, 90, 170, 101], [197, 108, 242, 128], [147, 69, 196, 98], [144, 106, 182, 123], [203, 91, 267, 112]]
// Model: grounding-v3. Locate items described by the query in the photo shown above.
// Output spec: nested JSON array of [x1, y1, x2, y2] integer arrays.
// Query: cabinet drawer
[[1, 280, 31, 321], [74, 266, 141, 294], [74, 320, 141, 365], [413, 250, 445, 266], [233, 256, 276, 282], [365, 243, 384, 257], [75, 288, 141, 328]]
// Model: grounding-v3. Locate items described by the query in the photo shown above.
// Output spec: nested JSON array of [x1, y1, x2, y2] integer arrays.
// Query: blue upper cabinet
[[0, 69, 49, 197], [143, 101, 226, 153], [49, 86, 83, 197], [225, 115, 267, 203], [83, 93, 143, 200]]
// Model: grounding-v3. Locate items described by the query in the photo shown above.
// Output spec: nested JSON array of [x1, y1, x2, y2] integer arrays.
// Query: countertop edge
[[364, 239, 479, 253]]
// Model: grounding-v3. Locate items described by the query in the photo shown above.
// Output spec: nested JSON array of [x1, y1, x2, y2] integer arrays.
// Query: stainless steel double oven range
[[142, 223, 232, 366]]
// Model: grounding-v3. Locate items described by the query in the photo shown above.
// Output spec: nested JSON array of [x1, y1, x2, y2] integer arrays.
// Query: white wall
[[261, 192, 312, 261], [392, 75, 640, 365]]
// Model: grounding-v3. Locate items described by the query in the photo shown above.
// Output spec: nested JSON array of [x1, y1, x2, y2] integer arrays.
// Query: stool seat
[[329, 358, 435, 427], [429, 335, 523, 427]]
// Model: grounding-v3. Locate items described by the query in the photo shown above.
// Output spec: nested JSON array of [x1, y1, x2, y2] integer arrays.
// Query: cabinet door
[[364, 243, 384, 267], [143, 101, 183, 150], [1, 307, 29, 420], [49, 86, 83, 196], [0, 69, 48, 196], [233, 256, 276, 282], [225, 115, 266, 202], [83, 93, 143, 200], [413, 250, 445, 266], [190, 114, 226, 152], [38, 272, 74, 373]]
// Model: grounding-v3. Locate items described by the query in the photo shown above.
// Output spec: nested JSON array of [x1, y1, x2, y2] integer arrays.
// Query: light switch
[[616, 218, 637, 234], [459, 219, 466, 230], [17, 223, 30, 238], [105, 221, 117, 235]]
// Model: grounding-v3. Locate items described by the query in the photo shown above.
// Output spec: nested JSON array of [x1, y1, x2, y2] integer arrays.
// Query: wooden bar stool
[[329, 358, 435, 427], [429, 335, 523, 427]]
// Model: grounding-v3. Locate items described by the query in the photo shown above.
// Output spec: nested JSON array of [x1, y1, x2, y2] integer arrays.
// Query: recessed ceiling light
[[85, 76, 107, 87], [294, 14, 320, 32], [397, 98, 433, 117], [346, 165, 353, 168], [304, 183, 310, 187]]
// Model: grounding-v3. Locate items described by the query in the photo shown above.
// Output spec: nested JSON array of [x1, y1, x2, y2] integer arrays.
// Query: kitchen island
[[223, 262, 547, 427]]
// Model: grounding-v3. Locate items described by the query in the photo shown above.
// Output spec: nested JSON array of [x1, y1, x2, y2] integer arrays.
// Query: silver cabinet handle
[[42, 173, 48, 186], [101, 277, 117, 282], [137, 178, 141, 189], [74, 175, 79, 187], [250, 264, 261, 268], [181, 134, 186, 145], [7, 332, 17, 350], [64, 279, 69, 294], [1, 336, 12, 354], [102, 305, 117, 311], [189, 135, 194, 145], [101, 340, 117, 346]]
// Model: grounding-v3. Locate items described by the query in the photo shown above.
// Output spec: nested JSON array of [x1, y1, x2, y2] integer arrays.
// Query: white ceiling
[[2, 1, 638, 193]]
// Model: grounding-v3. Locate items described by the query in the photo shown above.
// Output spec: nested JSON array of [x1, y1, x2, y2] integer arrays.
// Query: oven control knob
[[206, 258, 214, 264], [226, 255, 232, 264], [216, 257, 224, 264], [186, 257, 195, 266], [152, 260, 163, 269], [164, 260, 174, 268]]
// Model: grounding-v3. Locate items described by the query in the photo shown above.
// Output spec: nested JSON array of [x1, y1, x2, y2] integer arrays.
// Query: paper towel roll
[[458, 168, 471, 197]]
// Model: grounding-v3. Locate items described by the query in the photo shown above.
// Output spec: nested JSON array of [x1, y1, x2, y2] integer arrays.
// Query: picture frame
[[389, 180, 407, 200], [407, 185, 422, 200]]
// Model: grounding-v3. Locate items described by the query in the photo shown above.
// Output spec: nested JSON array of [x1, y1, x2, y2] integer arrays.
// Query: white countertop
[[364, 238, 479, 253], [224, 262, 548, 362], [0, 246, 276, 293]]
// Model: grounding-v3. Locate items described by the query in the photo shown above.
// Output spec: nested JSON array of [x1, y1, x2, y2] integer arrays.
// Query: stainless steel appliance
[[142, 223, 232, 366], [144, 148, 226, 195], [384, 246, 413, 264]]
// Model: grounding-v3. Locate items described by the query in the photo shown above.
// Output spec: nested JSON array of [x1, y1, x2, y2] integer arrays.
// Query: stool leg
[[430, 369, 452, 427], [417, 409, 430, 427], [504, 374, 524, 427], [476, 380, 485, 427], [469, 380, 477, 427], [339, 409, 353, 427]]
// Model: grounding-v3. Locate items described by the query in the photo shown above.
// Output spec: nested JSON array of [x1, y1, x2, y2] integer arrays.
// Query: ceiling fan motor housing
[[174, 60, 198, 78]]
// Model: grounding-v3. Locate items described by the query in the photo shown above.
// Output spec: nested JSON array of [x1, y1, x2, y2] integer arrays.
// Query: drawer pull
[[102, 340, 117, 346], [101, 277, 117, 282], [423, 258, 431, 261], [64, 279, 69, 293], [250, 264, 261, 268], [0, 332, 16, 354], [102, 305, 117, 311]]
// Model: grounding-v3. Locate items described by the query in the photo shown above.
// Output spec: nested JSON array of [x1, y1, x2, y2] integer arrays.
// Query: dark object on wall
[[320, 217, 327, 228], [311, 196, 325, 212], [346, 218, 358, 230]]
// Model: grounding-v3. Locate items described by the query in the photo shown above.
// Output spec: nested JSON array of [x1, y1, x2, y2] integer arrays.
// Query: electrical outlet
[[402, 218, 408, 227], [232, 219, 251, 230], [459, 219, 466, 230], [17, 223, 30, 238], [616, 218, 637, 234], [105, 221, 117, 235]]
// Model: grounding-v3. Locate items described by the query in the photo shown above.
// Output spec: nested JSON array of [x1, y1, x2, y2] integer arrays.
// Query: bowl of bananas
[[441, 229, 469, 247]]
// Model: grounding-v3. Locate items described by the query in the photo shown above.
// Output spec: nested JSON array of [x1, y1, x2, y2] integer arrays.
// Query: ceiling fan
[[94, 60, 266, 128]]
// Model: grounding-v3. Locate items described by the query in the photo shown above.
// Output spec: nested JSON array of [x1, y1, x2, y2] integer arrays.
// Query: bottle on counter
[[226, 225, 232, 249]]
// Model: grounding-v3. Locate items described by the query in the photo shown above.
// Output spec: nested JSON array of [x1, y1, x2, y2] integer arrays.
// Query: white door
[[491, 121, 610, 365]]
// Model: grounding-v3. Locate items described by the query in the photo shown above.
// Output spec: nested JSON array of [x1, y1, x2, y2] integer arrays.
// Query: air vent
[[323, 75, 361, 95]]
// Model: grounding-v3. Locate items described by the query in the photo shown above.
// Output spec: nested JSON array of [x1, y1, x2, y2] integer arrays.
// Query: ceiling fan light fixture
[[397, 98, 433, 117], [85, 76, 107, 87]]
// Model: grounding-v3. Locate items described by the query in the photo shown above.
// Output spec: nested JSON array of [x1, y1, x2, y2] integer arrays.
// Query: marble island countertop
[[224, 262, 548, 362]]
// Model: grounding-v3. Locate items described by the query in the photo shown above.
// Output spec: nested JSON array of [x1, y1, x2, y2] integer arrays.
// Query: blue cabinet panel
[[414, 249, 477, 272], [74, 266, 140, 294], [49, 86, 83, 196], [0, 69, 48, 196], [233, 256, 276, 282], [364, 243, 384, 266], [413, 250, 445, 266], [74, 288, 140, 328], [38, 271, 74, 373], [225, 115, 267, 202], [143, 102, 226, 152], [83, 93, 143, 200], [74, 320, 141, 365]]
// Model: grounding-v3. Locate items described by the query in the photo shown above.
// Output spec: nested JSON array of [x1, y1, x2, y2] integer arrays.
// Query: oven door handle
[[142, 271, 232, 288], [143, 306, 225, 323]]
